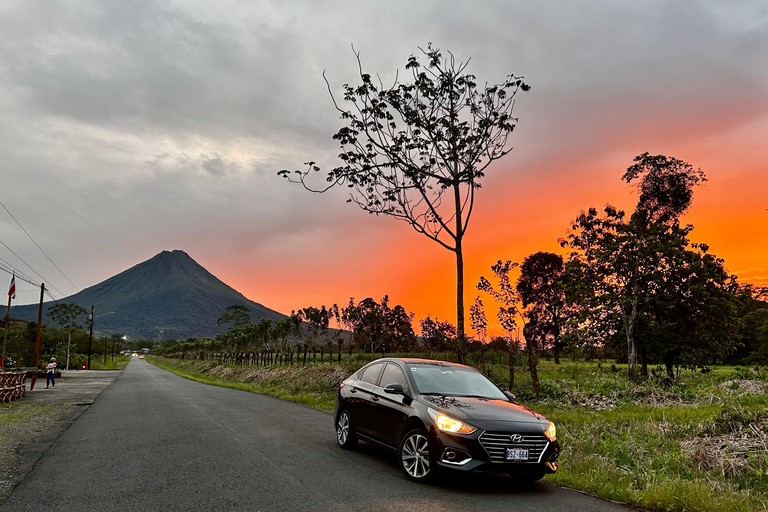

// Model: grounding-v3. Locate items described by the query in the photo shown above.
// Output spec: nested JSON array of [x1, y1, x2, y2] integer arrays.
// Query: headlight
[[428, 408, 476, 434], [544, 421, 556, 442]]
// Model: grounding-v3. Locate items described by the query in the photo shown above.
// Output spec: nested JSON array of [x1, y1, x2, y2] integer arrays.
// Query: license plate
[[506, 448, 529, 461]]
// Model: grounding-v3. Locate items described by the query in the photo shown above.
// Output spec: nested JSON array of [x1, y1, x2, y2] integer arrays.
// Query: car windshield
[[407, 365, 507, 400]]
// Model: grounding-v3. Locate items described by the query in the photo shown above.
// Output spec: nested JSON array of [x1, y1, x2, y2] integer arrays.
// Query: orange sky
[[215, 136, 767, 338], [3, 2, 766, 342]]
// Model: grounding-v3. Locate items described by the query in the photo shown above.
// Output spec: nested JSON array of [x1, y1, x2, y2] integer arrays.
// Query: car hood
[[419, 395, 548, 430]]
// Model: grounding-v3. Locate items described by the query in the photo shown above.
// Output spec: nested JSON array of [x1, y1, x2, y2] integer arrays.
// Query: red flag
[[8, 273, 15, 300]]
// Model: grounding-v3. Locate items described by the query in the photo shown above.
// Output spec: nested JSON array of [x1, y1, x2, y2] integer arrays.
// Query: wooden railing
[[0, 371, 27, 403]]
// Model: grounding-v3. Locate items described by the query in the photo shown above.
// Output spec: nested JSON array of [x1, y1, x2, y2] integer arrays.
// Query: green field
[[148, 355, 768, 512]]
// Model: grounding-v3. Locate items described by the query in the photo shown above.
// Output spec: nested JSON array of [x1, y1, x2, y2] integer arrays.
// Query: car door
[[367, 363, 411, 449], [348, 362, 385, 437]]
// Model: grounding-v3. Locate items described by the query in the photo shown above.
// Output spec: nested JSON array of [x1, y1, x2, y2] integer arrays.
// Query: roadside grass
[[88, 355, 130, 370], [147, 355, 768, 512]]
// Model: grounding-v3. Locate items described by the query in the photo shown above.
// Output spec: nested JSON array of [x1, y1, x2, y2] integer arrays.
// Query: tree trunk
[[455, 241, 466, 364], [508, 339, 516, 391], [625, 294, 639, 379], [523, 324, 540, 399]]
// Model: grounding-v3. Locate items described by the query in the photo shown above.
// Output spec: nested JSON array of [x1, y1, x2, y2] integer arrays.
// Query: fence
[[1, 371, 27, 403]]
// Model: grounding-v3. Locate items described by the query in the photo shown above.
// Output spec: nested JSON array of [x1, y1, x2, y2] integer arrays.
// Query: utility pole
[[103, 336, 107, 365], [30, 284, 44, 390], [87, 305, 93, 370]]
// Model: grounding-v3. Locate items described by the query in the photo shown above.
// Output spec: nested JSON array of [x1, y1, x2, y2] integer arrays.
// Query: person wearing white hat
[[46, 357, 57, 388]]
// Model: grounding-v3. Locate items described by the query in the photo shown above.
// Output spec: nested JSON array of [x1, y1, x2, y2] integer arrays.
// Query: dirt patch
[[718, 380, 767, 395], [682, 421, 768, 477], [563, 390, 616, 410], [0, 404, 87, 503]]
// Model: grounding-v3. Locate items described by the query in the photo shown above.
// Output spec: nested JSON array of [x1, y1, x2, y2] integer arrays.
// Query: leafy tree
[[478, 260, 540, 398], [562, 153, 706, 378], [731, 285, 768, 363], [469, 296, 488, 374], [217, 304, 251, 328], [419, 315, 457, 352], [296, 306, 332, 360], [342, 297, 414, 356], [271, 314, 302, 355], [279, 45, 530, 362], [516, 252, 568, 364], [48, 303, 87, 370]]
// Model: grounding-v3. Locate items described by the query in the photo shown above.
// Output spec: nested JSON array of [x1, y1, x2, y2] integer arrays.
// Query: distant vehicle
[[132, 353, 138, 358], [139, 355, 145, 359], [334, 358, 559, 483]]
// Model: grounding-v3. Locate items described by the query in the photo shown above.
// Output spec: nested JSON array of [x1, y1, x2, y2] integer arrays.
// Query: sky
[[1, 0, 766, 337]]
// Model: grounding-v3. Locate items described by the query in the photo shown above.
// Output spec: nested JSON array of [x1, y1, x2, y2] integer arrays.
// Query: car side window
[[359, 363, 385, 386], [380, 363, 409, 392]]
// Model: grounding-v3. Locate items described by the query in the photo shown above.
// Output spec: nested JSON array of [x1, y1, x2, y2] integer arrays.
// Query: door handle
[[350, 388, 357, 393], [371, 395, 379, 402]]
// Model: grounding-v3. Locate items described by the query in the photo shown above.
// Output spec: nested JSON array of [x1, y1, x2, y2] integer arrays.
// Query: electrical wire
[[0, 240, 66, 298], [0, 200, 78, 292], [0, 256, 38, 285]]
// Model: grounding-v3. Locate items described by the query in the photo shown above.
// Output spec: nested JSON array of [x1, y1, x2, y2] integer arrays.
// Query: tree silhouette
[[563, 153, 707, 378], [517, 252, 568, 364], [48, 303, 87, 370], [279, 44, 529, 362], [217, 305, 251, 328], [478, 260, 540, 398]]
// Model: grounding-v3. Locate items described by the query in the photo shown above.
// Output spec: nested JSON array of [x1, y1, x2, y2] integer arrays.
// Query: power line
[[0, 256, 38, 285], [0, 239, 66, 298], [0, 200, 78, 291], [0, 265, 36, 287]]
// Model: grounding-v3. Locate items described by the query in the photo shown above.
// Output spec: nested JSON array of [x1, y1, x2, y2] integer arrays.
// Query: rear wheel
[[399, 428, 434, 483], [336, 409, 358, 449]]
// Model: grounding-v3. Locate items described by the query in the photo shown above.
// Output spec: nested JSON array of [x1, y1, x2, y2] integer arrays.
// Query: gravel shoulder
[[0, 404, 86, 502], [0, 370, 121, 504]]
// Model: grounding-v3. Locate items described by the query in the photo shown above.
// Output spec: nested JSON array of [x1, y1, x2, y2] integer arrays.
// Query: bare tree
[[279, 44, 529, 362]]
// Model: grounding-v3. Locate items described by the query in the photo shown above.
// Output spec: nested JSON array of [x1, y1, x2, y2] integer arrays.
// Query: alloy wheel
[[337, 412, 350, 445], [401, 432, 430, 479]]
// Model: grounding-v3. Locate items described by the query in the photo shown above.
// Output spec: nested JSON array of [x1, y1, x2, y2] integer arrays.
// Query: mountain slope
[[5, 250, 285, 340]]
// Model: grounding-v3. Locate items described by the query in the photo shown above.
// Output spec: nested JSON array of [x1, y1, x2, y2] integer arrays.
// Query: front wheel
[[336, 409, 358, 449], [399, 428, 434, 483]]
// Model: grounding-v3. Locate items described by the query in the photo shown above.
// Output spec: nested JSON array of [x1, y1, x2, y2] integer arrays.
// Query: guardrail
[[1, 371, 27, 403]]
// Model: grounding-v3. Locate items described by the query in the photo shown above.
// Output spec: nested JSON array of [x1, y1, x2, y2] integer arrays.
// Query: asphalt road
[[2, 359, 634, 512]]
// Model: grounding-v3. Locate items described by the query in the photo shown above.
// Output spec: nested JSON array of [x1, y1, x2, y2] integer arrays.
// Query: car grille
[[478, 431, 549, 463]]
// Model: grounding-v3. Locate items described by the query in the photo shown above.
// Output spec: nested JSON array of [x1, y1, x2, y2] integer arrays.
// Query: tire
[[399, 428, 434, 483], [336, 409, 358, 449]]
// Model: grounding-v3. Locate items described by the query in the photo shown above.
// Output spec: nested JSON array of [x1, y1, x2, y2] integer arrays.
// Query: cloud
[[0, 0, 766, 324]]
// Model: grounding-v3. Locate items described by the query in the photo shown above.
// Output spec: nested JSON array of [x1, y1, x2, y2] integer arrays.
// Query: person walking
[[46, 357, 57, 389]]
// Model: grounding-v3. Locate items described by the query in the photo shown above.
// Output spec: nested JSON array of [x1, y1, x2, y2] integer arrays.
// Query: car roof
[[369, 357, 476, 371]]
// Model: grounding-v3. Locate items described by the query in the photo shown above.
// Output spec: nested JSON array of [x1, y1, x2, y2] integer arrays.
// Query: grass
[[80, 355, 131, 370], [146, 355, 768, 511]]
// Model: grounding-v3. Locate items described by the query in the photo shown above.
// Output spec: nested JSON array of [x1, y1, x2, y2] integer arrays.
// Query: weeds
[[147, 355, 768, 511]]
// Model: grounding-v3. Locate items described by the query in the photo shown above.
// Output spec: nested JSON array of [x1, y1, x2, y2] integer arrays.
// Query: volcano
[[4, 250, 285, 340]]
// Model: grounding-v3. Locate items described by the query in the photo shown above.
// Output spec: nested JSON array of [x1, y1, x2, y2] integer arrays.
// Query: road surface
[[2, 359, 634, 511]]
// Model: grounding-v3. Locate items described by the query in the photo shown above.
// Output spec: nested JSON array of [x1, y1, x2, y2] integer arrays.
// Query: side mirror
[[504, 391, 517, 401], [384, 383, 405, 394]]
